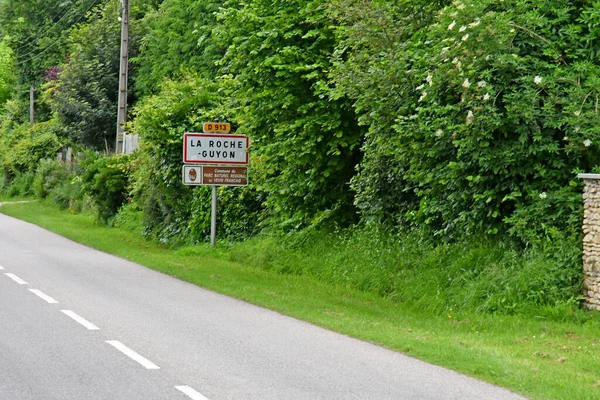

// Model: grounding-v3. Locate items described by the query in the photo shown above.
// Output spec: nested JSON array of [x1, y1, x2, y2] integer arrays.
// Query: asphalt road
[[0, 213, 528, 400]]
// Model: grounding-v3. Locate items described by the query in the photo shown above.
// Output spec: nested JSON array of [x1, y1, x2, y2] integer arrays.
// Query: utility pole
[[29, 86, 34, 130], [115, 0, 129, 154]]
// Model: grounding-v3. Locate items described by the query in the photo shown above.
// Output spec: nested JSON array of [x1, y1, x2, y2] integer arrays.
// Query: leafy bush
[[50, 178, 84, 211], [331, 0, 597, 243], [0, 120, 62, 177], [134, 0, 224, 96], [111, 203, 145, 235], [188, 185, 266, 243], [80, 152, 135, 222], [33, 158, 72, 198], [5, 171, 35, 196], [215, 0, 364, 231]]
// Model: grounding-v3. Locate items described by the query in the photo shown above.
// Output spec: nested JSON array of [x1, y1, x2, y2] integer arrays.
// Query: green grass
[[0, 195, 30, 202], [2, 200, 600, 400]]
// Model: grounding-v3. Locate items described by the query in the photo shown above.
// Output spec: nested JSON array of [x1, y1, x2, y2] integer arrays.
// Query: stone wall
[[579, 174, 600, 310]]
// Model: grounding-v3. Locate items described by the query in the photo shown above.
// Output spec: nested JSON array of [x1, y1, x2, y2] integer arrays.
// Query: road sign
[[182, 165, 248, 186], [203, 122, 231, 133], [183, 133, 249, 165], [202, 166, 248, 186], [182, 165, 203, 185]]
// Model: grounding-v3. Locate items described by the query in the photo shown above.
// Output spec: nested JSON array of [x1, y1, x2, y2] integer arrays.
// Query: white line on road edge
[[4, 273, 27, 285], [106, 340, 160, 370], [175, 386, 209, 400], [29, 289, 58, 304], [61, 310, 100, 330]]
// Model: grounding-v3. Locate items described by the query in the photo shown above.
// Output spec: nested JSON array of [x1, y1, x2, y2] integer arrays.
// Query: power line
[[15, 0, 99, 59], [15, 0, 102, 66], [12, 1, 74, 52]]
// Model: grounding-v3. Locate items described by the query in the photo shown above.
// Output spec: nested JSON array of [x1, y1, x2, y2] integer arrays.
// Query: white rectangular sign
[[184, 133, 249, 165]]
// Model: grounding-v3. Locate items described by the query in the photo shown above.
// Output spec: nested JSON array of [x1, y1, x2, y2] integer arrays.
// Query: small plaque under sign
[[202, 166, 248, 186]]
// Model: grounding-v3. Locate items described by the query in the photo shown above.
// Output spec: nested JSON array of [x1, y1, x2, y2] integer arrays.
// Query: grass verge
[[2, 200, 600, 400]]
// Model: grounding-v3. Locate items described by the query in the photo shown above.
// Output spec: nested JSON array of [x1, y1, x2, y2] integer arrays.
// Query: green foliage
[[131, 74, 216, 243], [45, 0, 122, 149], [331, 0, 597, 242], [133, 0, 224, 96], [111, 202, 145, 235], [131, 73, 264, 243], [0, 119, 62, 177], [0, 40, 16, 105], [3, 171, 35, 196], [188, 185, 266, 243], [230, 225, 583, 317], [80, 152, 134, 222], [33, 158, 71, 198], [215, 0, 364, 230], [2, 0, 597, 251]]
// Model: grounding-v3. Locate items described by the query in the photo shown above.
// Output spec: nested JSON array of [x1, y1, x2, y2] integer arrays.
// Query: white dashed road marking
[[175, 386, 210, 400], [4, 273, 27, 285], [61, 310, 100, 330], [106, 340, 160, 370], [29, 289, 58, 304]]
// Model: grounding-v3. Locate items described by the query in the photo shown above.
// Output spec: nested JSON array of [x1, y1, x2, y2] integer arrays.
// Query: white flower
[[477, 80, 487, 88], [534, 76, 542, 85], [435, 129, 444, 137], [539, 192, 547, 199], [419, 91, 428, 102], [469, 20, 481, 28], [466, 110, 474, 125], [574, 127, 580, 133], [584, 139, 592, 147], [426, 74, 434, 86], [459, 26, 467, 32], [452, 57, 459, 64], [483, 93, 491, 101], [462, 78, 470, 88], [462, 33, 469, 41], [416, 84, 425, 90], [448, 20, 456, 30]]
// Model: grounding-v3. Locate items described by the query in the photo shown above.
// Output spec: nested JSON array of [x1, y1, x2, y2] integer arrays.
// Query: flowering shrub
[[334, 0, 600, 242]]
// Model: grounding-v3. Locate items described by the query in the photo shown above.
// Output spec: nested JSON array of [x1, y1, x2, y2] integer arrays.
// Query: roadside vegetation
[[1, 200, 600, 400], [1, 0, 600, 398]]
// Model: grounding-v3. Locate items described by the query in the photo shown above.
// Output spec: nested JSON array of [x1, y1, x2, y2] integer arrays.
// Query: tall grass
[[225, 225, 583, 318]]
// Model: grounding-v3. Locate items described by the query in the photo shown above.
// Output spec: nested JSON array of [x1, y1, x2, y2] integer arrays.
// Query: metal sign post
[[211, 186, 217, 247]]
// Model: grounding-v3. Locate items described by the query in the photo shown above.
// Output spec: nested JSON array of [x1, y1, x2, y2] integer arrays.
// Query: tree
[[133, 0, 225, 96], [0, 40, 16, 105], [45, 0, 122, 149], [215, 0, 364, 230]]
